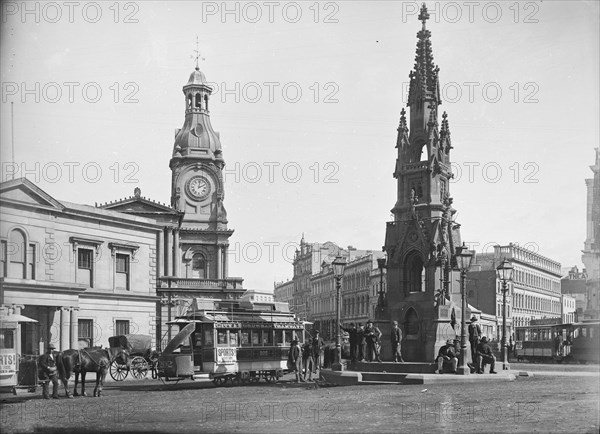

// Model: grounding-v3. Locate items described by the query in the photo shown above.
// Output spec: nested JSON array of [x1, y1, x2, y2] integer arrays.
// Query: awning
[[162, 322, 195, 354], [0, 314, 38, 323]]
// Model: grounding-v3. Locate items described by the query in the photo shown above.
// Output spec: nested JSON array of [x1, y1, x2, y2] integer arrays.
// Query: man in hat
[[38, 344, 60, 399], [311, 330, 325, 373], [435, 339, 458, 374], [468, 316, 482, 362], [302, 338, 315, 381], [340, 322, 358, 362], [391, 321, 405, 362], [288, 339, 304, 383], [475, 336, 497, 374], [364, 320, 382, 362]]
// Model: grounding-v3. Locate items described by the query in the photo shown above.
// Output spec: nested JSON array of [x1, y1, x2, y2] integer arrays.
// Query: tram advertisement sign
[[216, 348, 237, 364], [0, 352, 17, 375]]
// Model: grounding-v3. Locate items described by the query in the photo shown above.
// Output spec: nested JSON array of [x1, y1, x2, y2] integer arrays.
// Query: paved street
[[1, 364, 598, 433]]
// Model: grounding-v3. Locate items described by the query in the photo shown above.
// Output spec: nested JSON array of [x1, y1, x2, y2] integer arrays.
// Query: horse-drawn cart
[[108, 334, 158, 381]]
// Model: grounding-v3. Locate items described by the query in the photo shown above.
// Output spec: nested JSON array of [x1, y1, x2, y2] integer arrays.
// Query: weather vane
[[191, 36, 205, 70]]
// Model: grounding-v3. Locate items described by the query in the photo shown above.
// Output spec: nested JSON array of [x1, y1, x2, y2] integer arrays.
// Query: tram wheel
[[263, 371, 276, 383], [213, 376, 226, 387], [249, 373, 260, 383]]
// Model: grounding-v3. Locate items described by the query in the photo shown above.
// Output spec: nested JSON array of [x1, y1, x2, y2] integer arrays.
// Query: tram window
[[229, 330, 239, 346], [0, 330, 14, 349], [275, 330, 283, 345], [241, 330, 251, 346], [284, 330, 292, 345], [251, 330, 260, 345], [204, 330, 214, 346], [217, 330, 227, 345], [262, 331, 273, 345]]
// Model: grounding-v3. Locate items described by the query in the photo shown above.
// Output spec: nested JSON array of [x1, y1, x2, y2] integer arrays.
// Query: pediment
[[0, 178, 64, 210], [101, 197, 178, 215]]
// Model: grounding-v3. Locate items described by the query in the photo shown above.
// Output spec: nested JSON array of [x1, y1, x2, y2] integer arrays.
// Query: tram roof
[[167, 309, 304, 327]]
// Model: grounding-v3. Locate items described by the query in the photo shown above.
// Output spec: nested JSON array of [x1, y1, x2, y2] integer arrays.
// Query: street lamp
[[496, 259, 514, 371], [455, 243, 474, 375], [377, 254, 387, 312], [332, 255, 347, 371]]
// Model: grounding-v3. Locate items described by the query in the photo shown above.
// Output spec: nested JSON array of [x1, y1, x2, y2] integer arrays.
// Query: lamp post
[[496, 259, 514, 371], [455, 243, 474, 375], [332, 256, 347, 371], [377, 254, 387, 312]]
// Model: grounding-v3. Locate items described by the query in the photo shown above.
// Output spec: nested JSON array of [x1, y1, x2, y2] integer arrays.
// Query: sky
[[1, 1, 598, 290]]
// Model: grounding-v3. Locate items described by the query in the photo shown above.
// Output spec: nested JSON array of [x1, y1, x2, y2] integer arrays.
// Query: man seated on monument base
[[435, 339, 458, 374], [475, 336, 498, 374]]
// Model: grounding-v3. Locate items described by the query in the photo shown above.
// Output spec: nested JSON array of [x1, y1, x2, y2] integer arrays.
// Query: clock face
[[186, 176, 211, 200]]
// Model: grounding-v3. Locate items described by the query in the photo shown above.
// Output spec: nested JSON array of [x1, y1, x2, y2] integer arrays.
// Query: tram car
[[515, 321, 599, 364], [158, 298, 307, 385]]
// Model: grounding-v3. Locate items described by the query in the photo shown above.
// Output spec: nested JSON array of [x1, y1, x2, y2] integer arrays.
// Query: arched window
[[204, 95, 209, 111], [192, 253, 207, 278], [405, 251, 425, 292], [405, 308, 419, 335], [195, 93, 202, 109], [187, 94, 192, 109], [8, 229, 26, 278]]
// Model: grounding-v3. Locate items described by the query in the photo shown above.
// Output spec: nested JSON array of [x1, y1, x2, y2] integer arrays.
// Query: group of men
[[340, 319, 405, 363], [287, 330, 325, 382], [435, 316, 497, 374]]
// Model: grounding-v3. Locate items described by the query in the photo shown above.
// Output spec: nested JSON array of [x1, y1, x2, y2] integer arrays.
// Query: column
[[157, 230, 164, 278], [222, 245, 228, 279], [70, 307, 79, 349], [216, 245, 222, 279], [166, 228, 173, 277], [173, 229, 180, 277], [60, 307, 70, 351]]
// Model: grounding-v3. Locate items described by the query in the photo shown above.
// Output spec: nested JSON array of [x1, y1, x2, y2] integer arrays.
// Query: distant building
[[561, 266, 588, 319], [239, 290, 273, 303], [582, 148, 600, 320], [273, 280, 293, 308], [467, 244, 572, 341]]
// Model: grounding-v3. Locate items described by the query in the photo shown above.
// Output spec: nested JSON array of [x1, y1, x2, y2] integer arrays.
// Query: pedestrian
[[391, 321, 405, 362], [357, 323, 367, 362], [364, 320, 382, 362], [554, 331, 564, 357], [287, 339, 304, 383], [475, 336, 497, 374], [312, 330, 325, 373], [38, 344, 60, 399], [468, 316, 482, 362], [340, 322, 358, 362], [435, 339, 458, 374], [302, 339, 315, 381]]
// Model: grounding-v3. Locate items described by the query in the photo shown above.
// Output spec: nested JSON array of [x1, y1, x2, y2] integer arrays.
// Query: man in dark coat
[[288, 340, 304, 383], [468, 316, 482, 362], [38, 344, 59, 399], [435, 339, 458, 374], [357, 324, 367, 361], [340, 322, 358, 362], [475, 336, 497, 374], [364, 320, 382, 362], [302, 339, 315, 381], [391, 321, 405, 362]]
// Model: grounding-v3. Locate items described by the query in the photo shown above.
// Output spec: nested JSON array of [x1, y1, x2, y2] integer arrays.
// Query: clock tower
[[167, 65, 240, 290]]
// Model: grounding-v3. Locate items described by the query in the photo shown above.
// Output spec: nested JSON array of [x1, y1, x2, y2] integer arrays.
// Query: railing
[[158, 277, 244, 290]]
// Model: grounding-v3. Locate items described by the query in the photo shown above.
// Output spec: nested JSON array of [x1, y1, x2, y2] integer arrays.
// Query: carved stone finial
[[134, 187, 141, 198]]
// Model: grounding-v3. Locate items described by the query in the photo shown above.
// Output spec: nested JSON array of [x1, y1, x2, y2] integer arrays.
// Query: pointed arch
[[405, 250, 426, 292], [405, 307, 420, 336]]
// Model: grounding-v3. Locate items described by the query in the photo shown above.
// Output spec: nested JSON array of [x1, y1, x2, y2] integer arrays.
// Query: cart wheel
[[130, 356, 149, 379], [151, 362, 158, 379], [109, 360, 128, 381]]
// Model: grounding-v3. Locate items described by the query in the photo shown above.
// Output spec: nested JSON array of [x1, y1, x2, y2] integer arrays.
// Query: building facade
[[0, 179, 161, 353], [562, 266, 587, 319], [467, 244, 576, 341]]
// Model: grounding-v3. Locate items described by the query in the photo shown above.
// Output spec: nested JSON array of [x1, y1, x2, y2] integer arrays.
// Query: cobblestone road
[[1, 364, 598, 433]]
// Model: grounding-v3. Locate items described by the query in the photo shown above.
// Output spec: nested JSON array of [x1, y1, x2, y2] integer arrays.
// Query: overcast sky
[[1, 1, 598, 290]]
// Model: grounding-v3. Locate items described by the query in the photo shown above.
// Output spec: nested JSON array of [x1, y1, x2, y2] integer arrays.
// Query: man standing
[[340, 322, 358, 362], [391, 321, 405, 362], [312, 331, 325, 373], [364, 320, 382, 362], [38, 344, 59, 399], [288, 340, 304, 383], [302, 339, 315, 381], [357, 324, 367, 362], [475, 336, 497, 374], [435, 339, 458, 374], [468, 316, 482, 362]]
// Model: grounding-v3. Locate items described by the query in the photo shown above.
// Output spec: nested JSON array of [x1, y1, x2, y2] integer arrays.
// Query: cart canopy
[[108, 334, 152, 355]]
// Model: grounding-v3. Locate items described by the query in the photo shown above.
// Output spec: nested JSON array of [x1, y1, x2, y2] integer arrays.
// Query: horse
[[56, 347, 116, 397]]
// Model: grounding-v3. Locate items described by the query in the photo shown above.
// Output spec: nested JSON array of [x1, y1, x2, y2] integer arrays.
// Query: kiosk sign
[[216, 348, 237, 364]]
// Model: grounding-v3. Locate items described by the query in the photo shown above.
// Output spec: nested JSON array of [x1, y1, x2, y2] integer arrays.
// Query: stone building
[[561, 266, 588, 319], [467, 244, 576, 340], [0, 64, 245, 353], [581, 148, 599, 320], [0, 179, 161, 353]]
